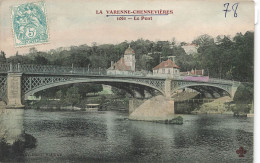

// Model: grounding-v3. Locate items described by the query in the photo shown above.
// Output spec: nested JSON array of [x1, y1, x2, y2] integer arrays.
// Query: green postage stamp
[[11, 1, 49, 47]]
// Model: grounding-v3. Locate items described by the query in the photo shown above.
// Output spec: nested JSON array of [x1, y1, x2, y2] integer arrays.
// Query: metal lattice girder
[[170, 80, 232, 96], [128, 78, 165, 92], [22, 75, 167, 98], [0, 75, 7, 102], [22, 76, 73, 94], [21, 74, 236, 99]]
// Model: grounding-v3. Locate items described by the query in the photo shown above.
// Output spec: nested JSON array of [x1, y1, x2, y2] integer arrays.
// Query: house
[[181, 43, 198, 55], [107, 46, 135, 75], [153, 59, 180, 77]]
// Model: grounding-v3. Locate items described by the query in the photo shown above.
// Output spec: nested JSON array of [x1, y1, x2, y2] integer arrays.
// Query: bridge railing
[[0, 63, 108, 76], [172, 75, 237, 85], [0, 64, 10, 72], [208, 78, 238, 85]]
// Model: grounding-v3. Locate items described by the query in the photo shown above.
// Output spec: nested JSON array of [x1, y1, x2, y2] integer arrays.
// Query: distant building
[[107, 46, 136, 75], [153, 59, 180, 77], [123, 45, 135, 71], [181, 43, 198, 55]]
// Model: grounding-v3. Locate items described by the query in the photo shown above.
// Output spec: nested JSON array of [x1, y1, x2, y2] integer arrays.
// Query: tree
[[64, 86, 81, 106], [111, 87, 127, 96], [29, 47, 37, 55], [56, 90, 63, 100], [192, 34, 214, 47], [0, 51, 6, 63], [7, 55, 33, 64], [34, 54, 49, 65], [180, 42, 187, 46], [73, 83, 103, 97], [87, 84, 103, 94], [171, 38, 176, 46], [231, 31, 254, 82], [233, 83, 253, 104], [139, 55, 153, 71]]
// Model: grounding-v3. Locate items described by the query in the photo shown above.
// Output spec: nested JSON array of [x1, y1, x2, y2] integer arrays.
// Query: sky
[[0, 0, 255, 57]]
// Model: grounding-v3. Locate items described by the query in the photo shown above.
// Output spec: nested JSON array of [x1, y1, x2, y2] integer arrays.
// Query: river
[[23, 109, 253, 162]]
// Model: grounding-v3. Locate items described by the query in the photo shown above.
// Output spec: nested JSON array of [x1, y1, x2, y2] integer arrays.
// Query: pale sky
[[0, 0, 255, 57]]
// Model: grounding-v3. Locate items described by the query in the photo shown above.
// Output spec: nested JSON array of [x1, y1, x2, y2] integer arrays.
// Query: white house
[[153, 59, 180, 77]]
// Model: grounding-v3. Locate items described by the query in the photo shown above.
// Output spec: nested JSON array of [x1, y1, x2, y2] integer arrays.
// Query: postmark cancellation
[[11, 1, 49, 47]]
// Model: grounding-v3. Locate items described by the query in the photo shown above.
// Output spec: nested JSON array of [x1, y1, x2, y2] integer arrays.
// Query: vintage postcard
[[0, 0, 255, 162]]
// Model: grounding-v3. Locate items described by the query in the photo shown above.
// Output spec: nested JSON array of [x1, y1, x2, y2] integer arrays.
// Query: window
[[168, 69, 170, 74], [162, 69, 165, 74]]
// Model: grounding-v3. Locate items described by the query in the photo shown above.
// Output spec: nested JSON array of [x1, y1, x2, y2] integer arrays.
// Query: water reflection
[[24, 110, 253, 162]]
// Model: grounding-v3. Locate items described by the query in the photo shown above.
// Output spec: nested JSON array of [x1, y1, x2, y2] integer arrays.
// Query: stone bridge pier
[[0, 73, 24, 144], [0, 108, 24, 144], [7, 73, 24, 108]]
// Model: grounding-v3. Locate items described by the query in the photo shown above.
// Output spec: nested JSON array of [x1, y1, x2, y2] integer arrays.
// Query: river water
[[23, 109, 253, 162]]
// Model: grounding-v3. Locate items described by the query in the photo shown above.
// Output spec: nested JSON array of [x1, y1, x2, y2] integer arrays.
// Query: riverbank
[[191, 96, 232, 114], [32, 106, 83, 111], [28, 94, 129, 111], [0, 133, 37, 162], [191, 96, 253, 117]]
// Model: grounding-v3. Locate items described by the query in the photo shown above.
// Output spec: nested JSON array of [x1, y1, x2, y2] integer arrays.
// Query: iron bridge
[[0, 63, 240, 106]]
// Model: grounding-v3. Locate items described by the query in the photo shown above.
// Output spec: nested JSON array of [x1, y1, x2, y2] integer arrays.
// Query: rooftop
[[108, 58, 131, 71], [153, 59, 180, 70]]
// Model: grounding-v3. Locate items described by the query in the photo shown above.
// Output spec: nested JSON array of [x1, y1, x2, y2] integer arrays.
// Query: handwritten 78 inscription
[[96, 9, 173, 21]]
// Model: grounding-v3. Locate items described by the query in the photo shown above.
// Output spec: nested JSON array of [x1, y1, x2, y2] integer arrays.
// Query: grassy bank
[[191, 96, 253, 116]]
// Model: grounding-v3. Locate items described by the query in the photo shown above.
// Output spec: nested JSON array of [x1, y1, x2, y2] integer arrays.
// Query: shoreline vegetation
[[0, 133, 37, 162], [27, 94, 129, 112]]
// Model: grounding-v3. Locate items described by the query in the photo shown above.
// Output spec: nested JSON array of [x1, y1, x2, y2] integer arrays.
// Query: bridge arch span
[[23, 78, 166, 99], [171, 82, 232, 97]]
